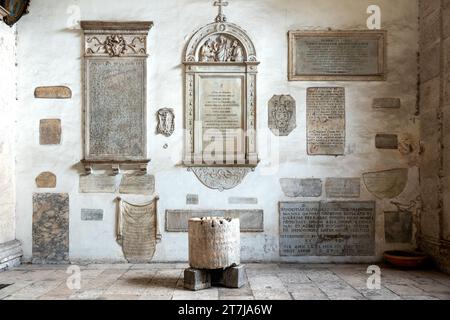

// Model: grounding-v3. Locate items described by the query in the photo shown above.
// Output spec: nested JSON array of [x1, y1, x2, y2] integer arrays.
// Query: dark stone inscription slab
[[81, 209, 104, 221], [119, 174, 155, 195], [86, 59, 146, 160], [39, 119, 61, 145], [32, 193, 69, 263], [289, 31, 386, 81], [375, 134, 398, 149], [186, 194, 199, 205], [280, 178, 322, 197], [166, 210, 264, 232], [79, 174, 118, 193], [279, 201, 375, 256], [307, 88, 345, 155], [373, 98, 401, 109], [325, 178, 360, 198], [384, 211, 413, 244]]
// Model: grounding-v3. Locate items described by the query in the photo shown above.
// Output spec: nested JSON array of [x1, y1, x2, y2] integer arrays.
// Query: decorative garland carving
[[191, 167, 252, 192]]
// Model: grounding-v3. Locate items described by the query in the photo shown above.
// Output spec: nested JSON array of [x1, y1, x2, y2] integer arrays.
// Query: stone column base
[[0, 240, 22, 272], [184, 264, 247, 291]]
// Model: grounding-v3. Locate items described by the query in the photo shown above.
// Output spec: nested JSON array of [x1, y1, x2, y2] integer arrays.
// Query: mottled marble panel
[[39, 119, 61, 145], [32, 193, 69, 264]]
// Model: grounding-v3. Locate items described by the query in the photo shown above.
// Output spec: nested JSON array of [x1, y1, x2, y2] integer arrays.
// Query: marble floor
[[0, 263, 450, 300]]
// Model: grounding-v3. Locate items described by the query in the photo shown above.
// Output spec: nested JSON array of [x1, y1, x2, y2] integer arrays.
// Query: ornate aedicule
[[183, 3, 259, 169], [80, 21, 153, 174]]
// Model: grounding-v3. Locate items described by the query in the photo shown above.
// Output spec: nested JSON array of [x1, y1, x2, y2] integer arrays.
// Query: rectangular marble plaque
[[166, 210, 264, 232], [325, 178, 361, 198], [198, 75, 245, 156], [85, 59, 146, 161], [279, 201, 375, 256], [79, 174, 118, 193], [280, 178, 322, 198], [373, 98, 401, 109], [375, 134, 398, 149], [32, 193, 69, 263], [81, 209, 104, 221], [288, 30, 386, 81], [186, 194, 199, 205], [228, 197, 258, 205], [119, 174, 155, 195], [307, 87, 345, 155]]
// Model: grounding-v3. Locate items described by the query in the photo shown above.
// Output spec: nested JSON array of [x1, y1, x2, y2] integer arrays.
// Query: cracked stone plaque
[[268, 95, 296, 136], [119, 174, 155, 195], [325, 178, 360, 198], [79, 174, 118, 193], [280, 178, 322, 198], [279, 201, 375, 256], [363, 168, 408, 199]]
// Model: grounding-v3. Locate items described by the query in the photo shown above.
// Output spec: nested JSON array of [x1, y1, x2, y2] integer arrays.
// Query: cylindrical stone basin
[[188, 217, 240, 270]]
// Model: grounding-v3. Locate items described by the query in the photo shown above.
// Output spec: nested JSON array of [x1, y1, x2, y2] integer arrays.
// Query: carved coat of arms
[[268, 95, 297, 136], [156, 108, 175, 137]]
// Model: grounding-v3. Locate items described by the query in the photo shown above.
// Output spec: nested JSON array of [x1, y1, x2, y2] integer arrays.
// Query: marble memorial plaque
[[79, 174, 118, 193], [363, 168, 408, 199], [119, 174, 155, 195], [39, 119, 61, 145], [288, 30, 386, 81], [35, 172, 57, 188], [280, 178, 322, 197], [82, 21, 152, 162], [32, 193, 69, 263], [325, 178, 360, 198], [166, 210, 264, 233], [228, 197, 258, 205], [384, 211, 413, 244], [307, 88, 345, 155], [376, 134, 398, 149], [279, 201, 375, 256], [186, 194, 199, 205], [373, 98, 401, 109], [81, 209, 104, 221], [34, 86, 72, 99], [268, 95, 296, 136]]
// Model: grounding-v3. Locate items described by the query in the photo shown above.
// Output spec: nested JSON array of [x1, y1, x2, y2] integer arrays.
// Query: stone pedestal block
[[223, 264, 247, 288], [188, 217, 240, 269], [184, 268, 211, 291]]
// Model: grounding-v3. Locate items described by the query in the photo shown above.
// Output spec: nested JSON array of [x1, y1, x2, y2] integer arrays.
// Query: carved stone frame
[[80, 21, 153, 174], [183, 22, 259, 167], [288, 30, 387, 81]]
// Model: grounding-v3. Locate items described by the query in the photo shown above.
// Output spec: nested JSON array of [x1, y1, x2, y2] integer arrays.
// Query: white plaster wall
[[15, 0, 419, 263], [0, 22, 16, 244]]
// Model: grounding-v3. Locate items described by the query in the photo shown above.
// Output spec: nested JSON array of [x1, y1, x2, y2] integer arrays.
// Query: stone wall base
[[0, 240, 22, 272]]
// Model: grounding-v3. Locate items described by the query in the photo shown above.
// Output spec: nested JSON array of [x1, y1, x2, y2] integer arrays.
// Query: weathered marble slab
[[363, 168, 408, 199], [35, 172, 57, 188], [288, 30, 386, 81], [39, 119, 61, 145], [280, 178, 322, 198], [325, 178, 360, 198], [384, 211, 413, 244], [79, 174, 118, 193], [307, 87, 345, 155], [166, 210, 264, 232], [81, 209, 104, 221], [279, 201, 375, 256], [228, 197, 258, 205], [119, 174, 155, 195], [186, 194, 199, 205], [35, 86, 72, 99], [268, 95, 296, 136], [32, 193, 69, 263], [373, 98, 401, 109], [375, 134, 399, 149]]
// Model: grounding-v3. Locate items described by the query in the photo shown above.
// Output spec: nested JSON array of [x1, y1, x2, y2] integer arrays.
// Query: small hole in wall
[[163, 144, 168, 149]]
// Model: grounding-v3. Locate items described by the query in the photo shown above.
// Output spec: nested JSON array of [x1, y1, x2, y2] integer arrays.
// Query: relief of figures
[[199, 35, 244, 62]]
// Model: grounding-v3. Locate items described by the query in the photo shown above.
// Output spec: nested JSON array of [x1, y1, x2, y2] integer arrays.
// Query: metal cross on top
[[214, 0, 229, 22]]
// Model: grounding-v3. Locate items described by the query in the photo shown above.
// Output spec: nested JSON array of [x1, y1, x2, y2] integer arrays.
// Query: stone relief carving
[[86, 34, 147, 57], [199, 35, 244, 62], [156, 108, 175, 137], [363, 168, 409, 199], [268, 95, 296, 136], [191, 167, 251, 192]]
